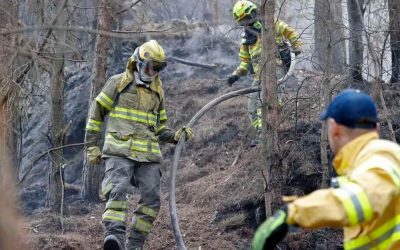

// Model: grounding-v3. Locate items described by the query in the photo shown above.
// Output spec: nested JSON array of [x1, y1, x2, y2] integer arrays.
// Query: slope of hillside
[[22, 75, 347, 249]]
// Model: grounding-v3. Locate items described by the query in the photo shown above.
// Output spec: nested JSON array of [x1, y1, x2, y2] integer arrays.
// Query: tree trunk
[[347, 0, 365, 84], [389, 0, 400, 84], [81, 0, 113, 202], [48, 56, 65, 211], [317, 1, 335, 188], [47, 1, 68, 212], [261, 0, 279, 217], [213, 0, 219, 25], [314, 0, 346, 73], [0, 0, 18, 180]]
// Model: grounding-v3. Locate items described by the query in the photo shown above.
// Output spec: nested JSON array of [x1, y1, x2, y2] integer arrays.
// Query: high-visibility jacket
[[233, 19, 302, 80], [287, 132, 400, 250], [85, 55, 176, 163]]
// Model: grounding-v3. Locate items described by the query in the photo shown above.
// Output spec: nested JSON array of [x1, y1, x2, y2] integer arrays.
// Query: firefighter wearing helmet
[[228, 0, 302, 146], [84, 40, 193, 250]]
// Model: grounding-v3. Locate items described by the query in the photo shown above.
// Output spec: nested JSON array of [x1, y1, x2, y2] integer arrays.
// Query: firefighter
[[252, 89, 400, 250], [228, 0, 302, 146], [84, 40, 193, 250]]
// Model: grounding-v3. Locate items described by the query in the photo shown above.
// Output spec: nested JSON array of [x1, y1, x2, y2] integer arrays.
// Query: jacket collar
[[333, 132, 379, 175]]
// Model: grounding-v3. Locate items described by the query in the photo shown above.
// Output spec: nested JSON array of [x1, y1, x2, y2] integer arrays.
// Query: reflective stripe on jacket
[[85, 55, 176, 162], [287, 132, 400, 250], [233, 19, 302, 80]]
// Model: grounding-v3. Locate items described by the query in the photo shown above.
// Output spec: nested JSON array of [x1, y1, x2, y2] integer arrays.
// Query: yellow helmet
[[232, 0, 257, 22], [138, 40, 166, 63], [136, 40, 167, 74]]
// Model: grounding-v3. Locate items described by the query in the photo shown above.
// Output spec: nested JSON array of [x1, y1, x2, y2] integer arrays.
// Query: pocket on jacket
[[103, 132, 132, 157]]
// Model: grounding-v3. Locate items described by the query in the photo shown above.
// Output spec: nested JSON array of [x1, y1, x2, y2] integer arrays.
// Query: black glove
[[227, 74, 240, 86], [251, 206, 289, 250]]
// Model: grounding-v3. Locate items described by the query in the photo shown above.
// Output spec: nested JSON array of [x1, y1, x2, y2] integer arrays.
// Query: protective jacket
[[233, 19, 302, 80], [85, 56, 176, 163], [287, 132, 400, 250]]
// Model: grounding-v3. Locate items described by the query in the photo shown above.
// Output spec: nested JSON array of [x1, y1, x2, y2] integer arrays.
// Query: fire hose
[[168, 49, 298, 250], [169, 86, 261, 250]]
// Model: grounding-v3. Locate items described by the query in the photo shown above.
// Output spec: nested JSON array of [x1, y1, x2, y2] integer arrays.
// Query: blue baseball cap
[[320, 89, 378, 129]]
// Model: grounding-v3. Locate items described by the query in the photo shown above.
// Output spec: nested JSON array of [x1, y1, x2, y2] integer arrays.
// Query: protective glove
[[293, 47, 302, 56], [174, 126, 193, 142], [85, 146, 102, 165], [227, 74, 240, 86], [252, 206, 289, 250]]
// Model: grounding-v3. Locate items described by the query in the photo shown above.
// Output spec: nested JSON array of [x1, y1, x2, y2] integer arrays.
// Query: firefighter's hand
[[252, 206, 289, 250], [293, 47, 302, 56], [174, 126, 193, 142], [227, 74, 240, 86], [85, 146, 102, 165]]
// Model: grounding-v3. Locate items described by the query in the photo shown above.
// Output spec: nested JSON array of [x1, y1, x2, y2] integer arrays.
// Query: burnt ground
[[21, 76, 400, 249], [18, 74, 341, 249]]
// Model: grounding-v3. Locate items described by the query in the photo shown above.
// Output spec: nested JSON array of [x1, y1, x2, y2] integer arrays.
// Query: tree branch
[[114, 0, 144, 16], [16, 142, 90, 186], [169, 56, 216, 69]]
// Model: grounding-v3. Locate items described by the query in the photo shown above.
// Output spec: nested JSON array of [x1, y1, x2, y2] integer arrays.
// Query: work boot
[[104, 235, 124, 250], [250, 131, 262, 147], [250, 138, 261, 147]]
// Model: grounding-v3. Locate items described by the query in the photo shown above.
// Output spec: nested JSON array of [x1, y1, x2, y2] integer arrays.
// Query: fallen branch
[[230, 150, 241, 167], [169, 56, 217, 69]]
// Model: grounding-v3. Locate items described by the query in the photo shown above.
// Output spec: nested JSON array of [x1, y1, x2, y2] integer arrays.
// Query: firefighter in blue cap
[[252, 89, 400, 250]]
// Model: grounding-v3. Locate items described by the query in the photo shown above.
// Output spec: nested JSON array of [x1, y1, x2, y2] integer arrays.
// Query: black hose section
[[168, 86, 261, 250]]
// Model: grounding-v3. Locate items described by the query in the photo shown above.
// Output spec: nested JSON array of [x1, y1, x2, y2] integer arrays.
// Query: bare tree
[[81, 0, 113, 201], [314, 0, 346, 73], [47, 0, 68, 212], [389, 0, 400, 84], [347, 0, 365, 85], [261, 0, 278, 217], [315, 0, 336, 188]]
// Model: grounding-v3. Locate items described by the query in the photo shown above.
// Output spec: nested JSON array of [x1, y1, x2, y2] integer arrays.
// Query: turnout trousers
[[101, 157, 161, 249], [247, 66, 287, 133]]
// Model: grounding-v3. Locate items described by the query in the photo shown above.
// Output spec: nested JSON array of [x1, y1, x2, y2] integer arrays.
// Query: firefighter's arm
[[84, 76, 119, 147], [233, 44, 251, 77], [155, 99, 175, 144], [287, 188, 349, 228], [276, 19, 302, 49], [287, 166, 399, 228], [155, 99, 193, 144]]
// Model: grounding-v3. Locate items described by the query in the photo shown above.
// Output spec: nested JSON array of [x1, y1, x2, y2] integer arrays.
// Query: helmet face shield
[[139, 58, 167, 77], [143, 60, 167, 75], [149, 60, 167, 72]]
